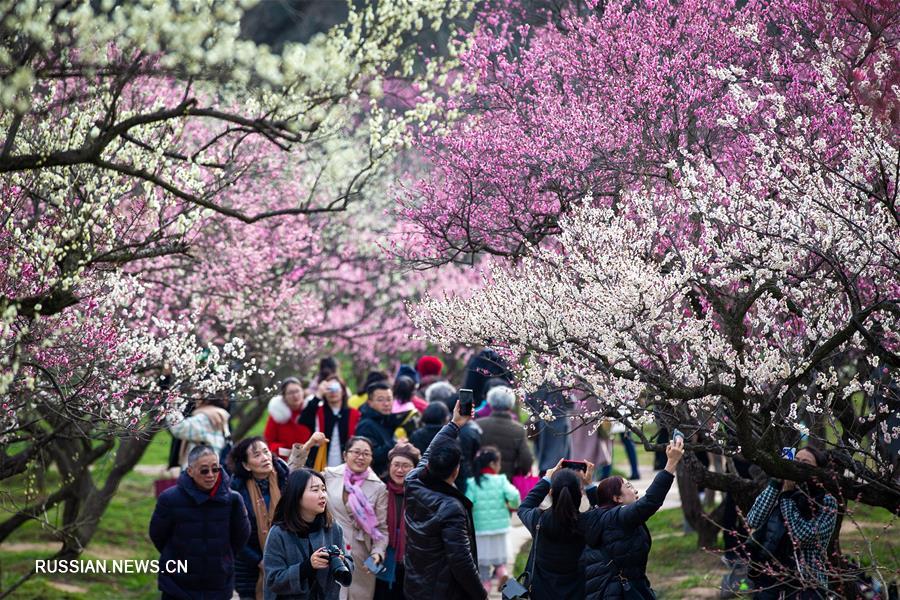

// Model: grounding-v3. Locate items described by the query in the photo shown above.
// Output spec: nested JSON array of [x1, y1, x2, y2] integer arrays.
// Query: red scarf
[[208, 472, 222, 498], [386, 479, 407, 561], [480, 466, 498, 475]]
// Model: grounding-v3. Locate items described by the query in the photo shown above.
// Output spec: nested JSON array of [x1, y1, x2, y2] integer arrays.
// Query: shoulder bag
[[500, 517, 541, 600]]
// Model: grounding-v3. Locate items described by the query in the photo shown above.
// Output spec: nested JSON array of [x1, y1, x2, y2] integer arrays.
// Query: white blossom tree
[[412, 78, 900, 517]]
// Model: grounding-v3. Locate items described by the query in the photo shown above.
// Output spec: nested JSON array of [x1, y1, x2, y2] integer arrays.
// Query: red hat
[[416, 355, 444, 378]]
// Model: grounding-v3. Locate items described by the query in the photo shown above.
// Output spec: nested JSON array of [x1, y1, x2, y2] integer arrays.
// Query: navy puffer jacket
[[149, 470, 251, 599], [580, 470, 675, 600], [354, 404, 409, 476]]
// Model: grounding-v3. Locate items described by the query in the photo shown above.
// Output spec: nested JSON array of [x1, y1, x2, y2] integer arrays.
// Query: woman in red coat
[[264, 377, 312, 458]]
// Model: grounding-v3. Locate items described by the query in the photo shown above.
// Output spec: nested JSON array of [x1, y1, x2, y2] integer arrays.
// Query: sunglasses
[[198, 466, 221, 475]]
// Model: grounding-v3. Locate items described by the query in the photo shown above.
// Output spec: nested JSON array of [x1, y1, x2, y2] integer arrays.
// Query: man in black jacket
[[404, 402, 487, 600], [355, 380, 414, 477], [149, 445, 250, 600]]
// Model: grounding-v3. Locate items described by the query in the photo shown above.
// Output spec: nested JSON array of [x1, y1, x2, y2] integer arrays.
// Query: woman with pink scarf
[[324, 436, 389, 600]]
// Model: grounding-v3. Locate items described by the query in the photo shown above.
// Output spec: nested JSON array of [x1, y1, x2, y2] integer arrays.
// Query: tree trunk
[[677, 461, 722, 548], [57, 435, 154, 559]]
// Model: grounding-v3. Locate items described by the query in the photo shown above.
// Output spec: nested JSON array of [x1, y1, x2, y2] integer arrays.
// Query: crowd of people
[[150, 353, 841, 600]]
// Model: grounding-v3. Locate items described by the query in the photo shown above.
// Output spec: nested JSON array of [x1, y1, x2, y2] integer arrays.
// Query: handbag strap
[[520, 513, 543, 588]]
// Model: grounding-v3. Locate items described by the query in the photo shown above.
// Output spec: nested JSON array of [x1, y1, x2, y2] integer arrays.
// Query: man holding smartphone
[[403, 400, 487, 600]]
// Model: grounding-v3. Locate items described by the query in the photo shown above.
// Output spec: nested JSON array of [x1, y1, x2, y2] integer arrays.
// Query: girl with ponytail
[[464, 446, 522, 594], [516, 458, 598, 600]]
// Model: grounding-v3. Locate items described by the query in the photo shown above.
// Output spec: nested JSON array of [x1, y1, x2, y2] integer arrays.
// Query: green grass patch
[[513, 539, 532, 577], [1, 472, 158, 599]]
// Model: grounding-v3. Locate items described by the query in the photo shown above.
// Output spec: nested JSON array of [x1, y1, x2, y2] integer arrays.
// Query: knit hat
[[388, 442, 421, 466], [416, 355, 444, 378], [396, 364, 420, 385], [360, 370, 389, 394]]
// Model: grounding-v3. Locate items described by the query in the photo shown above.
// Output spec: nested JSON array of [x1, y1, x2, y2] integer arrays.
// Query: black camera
[[323, 544, 352, 587]]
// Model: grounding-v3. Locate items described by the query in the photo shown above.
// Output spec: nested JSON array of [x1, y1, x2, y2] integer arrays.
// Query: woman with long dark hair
[[263, 468, 353, 600], [745, 446, 838, 599], [516, 458, 597, 600], [230, 436, 290, 599], [580, 437, 684, 600]]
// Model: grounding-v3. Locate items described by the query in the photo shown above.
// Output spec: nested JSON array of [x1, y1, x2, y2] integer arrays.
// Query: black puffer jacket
[[580, 470, 675, 600], [355, 404, 410, 477], [403, 423, 486, 600], [409, 423, 442, 456], [517, 478, 599, 600], [149, 470, 251, 599]]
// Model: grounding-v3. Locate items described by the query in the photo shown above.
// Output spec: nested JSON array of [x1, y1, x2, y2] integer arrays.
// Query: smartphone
[[364, 556, 386, 575], [781, 447, 796, 461], [458, 388, 475, 416], [561, 460, 588, 472], [672, 428, 685, 443]]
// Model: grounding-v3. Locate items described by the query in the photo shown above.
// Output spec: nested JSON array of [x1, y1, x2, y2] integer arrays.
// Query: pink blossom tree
[[406, 0, 900, 565]]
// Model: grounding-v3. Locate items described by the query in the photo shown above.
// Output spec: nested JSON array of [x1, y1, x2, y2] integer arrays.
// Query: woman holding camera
[[324, 436, 388, 600], [580, 436, 684, 600], [746, 446, 838, 599], [263, 468, 353, 600], [516, 458, 597, 600], [299, 375, 361, 470]]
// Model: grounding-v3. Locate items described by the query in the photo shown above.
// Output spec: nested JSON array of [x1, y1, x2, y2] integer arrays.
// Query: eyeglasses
[[347, 449, 372, 458], [198, 466, 221, 475]]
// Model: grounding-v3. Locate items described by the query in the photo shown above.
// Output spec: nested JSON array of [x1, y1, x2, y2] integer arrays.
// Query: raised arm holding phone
[[580, 437, 685, 600]]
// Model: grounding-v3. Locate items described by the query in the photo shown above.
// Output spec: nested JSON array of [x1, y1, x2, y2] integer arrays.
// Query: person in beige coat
[[323, 436, 389, 600]]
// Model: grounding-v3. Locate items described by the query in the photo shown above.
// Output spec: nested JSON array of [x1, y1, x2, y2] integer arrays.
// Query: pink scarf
[[343, 467, 385, 542]]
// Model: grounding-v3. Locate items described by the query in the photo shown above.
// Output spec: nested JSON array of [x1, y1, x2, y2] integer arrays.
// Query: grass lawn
[[1, 413, 269, 598], [1, 471, 160, 599]]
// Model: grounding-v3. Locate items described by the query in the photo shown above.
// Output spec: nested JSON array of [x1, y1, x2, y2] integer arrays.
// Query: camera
[[326, 381, 341, 394], [323, 545, 352, 587]]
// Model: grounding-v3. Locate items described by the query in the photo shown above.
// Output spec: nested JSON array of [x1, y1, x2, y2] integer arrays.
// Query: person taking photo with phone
[[298, 374, 360, 470], [745, 446, 838, 599], [580, 436, 685, 600], [515, 457, 598, 600], [404, 400, 488, 600]]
